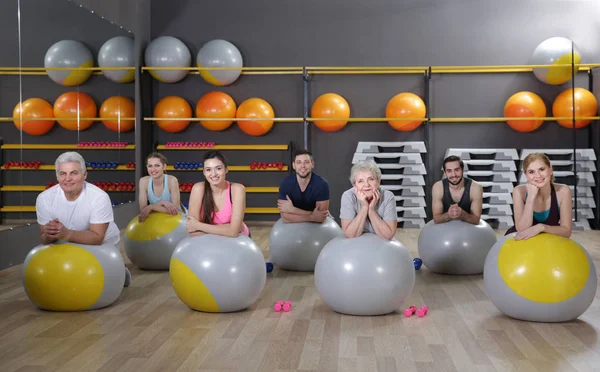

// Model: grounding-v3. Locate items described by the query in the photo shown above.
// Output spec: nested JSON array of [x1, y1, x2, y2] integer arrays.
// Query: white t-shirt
[[36, 182, 120, 248]]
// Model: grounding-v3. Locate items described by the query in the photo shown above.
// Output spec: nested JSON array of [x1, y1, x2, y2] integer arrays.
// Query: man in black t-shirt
[[277, 149, 330, 223], [431, 155, 483, 225]]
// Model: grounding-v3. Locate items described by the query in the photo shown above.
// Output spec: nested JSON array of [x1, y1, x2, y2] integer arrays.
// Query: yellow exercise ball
[[124, 212, 188, 270], [484, 233, 597, 322], [23, 242, 126, 311]]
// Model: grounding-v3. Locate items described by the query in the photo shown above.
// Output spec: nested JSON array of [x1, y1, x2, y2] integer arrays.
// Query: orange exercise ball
[[553, 88, 598, 129], [13, 98, 55, 136], [53, 92, 97, 131], [504, 91, 546, 132], [311, 93, 350, 132], [99, 96, 135, 133], [154, 96, 192, 133], [236, 98, 274, 136], [196, 92, 236, 131], [386, 93, 426, 132]]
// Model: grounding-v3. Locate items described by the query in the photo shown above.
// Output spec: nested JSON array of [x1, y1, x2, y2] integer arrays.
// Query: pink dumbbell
[[283, 301, 292, 312], [404, 305, 417, 317], [417, 306, 429, 317]]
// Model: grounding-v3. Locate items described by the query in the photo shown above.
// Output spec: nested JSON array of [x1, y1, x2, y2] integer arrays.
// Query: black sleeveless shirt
[[442, 177, 472, 214], [505, 183, 560, 235]]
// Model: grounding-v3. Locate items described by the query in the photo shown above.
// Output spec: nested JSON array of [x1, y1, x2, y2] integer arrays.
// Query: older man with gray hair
[[35, 151, 131, 286], [340, 160, 398, 240]]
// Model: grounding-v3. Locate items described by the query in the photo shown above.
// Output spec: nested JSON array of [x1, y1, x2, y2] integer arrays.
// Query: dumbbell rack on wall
[[151, 141, 294, 216], [0, 141, 136, 224]]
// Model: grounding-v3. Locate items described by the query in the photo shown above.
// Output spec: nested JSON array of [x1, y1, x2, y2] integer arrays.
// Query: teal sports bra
[[526, 191, 560, 223]]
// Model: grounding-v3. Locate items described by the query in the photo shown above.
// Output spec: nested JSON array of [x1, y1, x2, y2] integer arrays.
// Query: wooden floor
[[1, 225, 599, 372]]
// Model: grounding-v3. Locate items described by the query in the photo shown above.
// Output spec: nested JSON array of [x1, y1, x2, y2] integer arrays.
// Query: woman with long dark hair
[[186, 151, 250, 237]]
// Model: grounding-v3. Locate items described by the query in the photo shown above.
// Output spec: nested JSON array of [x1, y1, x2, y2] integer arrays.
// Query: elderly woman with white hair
[[340, 160, 398, 240], [35, 151, 131, 286]]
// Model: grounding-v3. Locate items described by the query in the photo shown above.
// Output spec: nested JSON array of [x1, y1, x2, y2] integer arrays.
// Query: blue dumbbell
[[266, 262, 274, 273], [174, 162, 180, 170], [413, 258, 422, 270]]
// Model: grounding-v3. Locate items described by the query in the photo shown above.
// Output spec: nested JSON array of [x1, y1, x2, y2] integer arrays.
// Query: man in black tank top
[[431, 155, 483, 225]]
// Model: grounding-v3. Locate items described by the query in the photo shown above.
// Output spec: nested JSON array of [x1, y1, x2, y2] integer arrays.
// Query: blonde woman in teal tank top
[[138, 153, 184, 222], [508, 153, 572, 240]]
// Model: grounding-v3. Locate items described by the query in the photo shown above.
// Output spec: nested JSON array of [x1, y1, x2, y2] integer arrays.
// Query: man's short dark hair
[[443, 155, 464, 171], [293, 149, 313, 162]]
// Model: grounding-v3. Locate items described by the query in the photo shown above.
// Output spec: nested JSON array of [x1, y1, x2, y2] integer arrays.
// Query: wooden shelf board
[[156, 144, 288, 151], [2, 165, 134, 171], [166, 165, 287, 172], [179, 186, 279, 193], [1, 144, 135, 150]]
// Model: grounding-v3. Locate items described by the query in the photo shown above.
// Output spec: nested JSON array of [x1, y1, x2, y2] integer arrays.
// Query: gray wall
[[150, 0, 600, 224], [71, 0, 136, 33], [0, 0, 135, 222]]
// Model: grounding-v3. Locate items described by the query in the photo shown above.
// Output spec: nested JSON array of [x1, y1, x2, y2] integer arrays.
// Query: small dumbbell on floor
[[273, 300, 292, 312], [404, 305, 428, 317]]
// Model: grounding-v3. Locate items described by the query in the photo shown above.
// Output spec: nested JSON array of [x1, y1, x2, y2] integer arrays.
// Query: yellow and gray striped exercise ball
[[124, 212, 188, 270], [98, 36, 135, 83], [531, 37, 581, 85], [484, 233, 597, 322], [44, 40, 94, 86], [23, 242, 125, 311], [145, 36, 191, 83], [196, 39, 243, 86], [170, 234, 266, 313]]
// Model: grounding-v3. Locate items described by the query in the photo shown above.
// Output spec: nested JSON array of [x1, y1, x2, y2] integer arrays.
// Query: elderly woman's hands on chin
[[368, 189, 380, 211]]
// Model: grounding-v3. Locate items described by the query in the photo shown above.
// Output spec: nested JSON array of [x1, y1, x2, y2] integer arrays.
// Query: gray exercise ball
[[98, 36, 135, 83], [170, 234, 266, 313], [123, 212, 188, 270], [417, 219, 497, 275], [145, 36, 191, 83], [23, 242, 125, 311], [44, 40, 94, 86], [314, 233, 415, 316], [484, 232, 597, 322], [196, 39, 243, 86], [269, 216, 345, 272]]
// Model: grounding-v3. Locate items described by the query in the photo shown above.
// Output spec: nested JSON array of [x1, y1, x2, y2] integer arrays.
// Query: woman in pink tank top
[[186, 151, 250, 237]]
